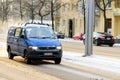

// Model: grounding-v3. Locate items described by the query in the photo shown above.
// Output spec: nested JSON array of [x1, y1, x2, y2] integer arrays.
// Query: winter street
[[0, 0, 120, 80], [0, 37, 120, 80]]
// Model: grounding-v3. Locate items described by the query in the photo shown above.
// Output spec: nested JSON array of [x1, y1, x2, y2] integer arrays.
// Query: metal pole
[[84, 0, 94, 56]]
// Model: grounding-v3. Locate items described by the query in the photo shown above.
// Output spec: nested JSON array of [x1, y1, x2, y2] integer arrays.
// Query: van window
[[21, 28, 25, 36], [8, 28, 15, 36], [26, 27, 55, 38], [15, 28, 21, 37]]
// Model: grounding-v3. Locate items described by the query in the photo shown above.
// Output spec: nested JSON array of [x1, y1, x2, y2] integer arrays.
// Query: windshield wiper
[[41, 36, 56, 39], [29, 37, 40, 38]]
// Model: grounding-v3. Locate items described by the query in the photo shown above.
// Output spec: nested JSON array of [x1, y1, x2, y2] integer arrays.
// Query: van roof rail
[[24, 22, 50, 26]]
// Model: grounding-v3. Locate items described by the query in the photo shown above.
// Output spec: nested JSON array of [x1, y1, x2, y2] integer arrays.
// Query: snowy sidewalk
[[62, 51, 120, 74]]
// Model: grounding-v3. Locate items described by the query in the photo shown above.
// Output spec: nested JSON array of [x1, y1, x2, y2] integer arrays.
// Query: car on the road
[[73, 32, 83, 40], [55, 31, 65, 39], [7, 23, 62, 64], [83, 32, 114, 47]]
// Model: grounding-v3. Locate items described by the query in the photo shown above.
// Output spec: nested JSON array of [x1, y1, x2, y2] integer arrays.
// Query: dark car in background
[[83, 32, 114, 47], [55, 32, 65, 39]]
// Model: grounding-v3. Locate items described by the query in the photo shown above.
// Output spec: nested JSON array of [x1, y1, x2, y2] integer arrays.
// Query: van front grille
[[38, 47, 56, 50]]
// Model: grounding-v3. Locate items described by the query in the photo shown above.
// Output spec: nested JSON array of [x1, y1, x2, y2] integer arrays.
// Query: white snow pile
[[60, 38, 83, 43], [62, 51, 120, 74], [0, 42, 6, 48]]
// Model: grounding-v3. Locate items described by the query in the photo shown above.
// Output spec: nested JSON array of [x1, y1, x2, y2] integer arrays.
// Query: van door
[[18, 28, 26, 56], [13, 28, 21, 55]]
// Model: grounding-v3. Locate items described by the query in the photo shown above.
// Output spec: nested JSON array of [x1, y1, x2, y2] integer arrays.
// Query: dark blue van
[[7, 23, 62, 64]]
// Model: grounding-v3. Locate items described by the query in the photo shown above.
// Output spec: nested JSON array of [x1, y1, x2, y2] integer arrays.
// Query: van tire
[[54, 58, 61, 64], [24, 51, 31, 64], [8, 48, 14, 59]]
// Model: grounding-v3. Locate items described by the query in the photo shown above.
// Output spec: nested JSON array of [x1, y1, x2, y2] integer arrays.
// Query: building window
[[80, 19, 82, 28], [106, 0, 111, 9], [115, 0, 120, 8], [62, 6, 65, 13], [62, 20, 66, 27], [76, 19, 78, 27], [95, 18, 99, 27], [62, 5, 67, 13]]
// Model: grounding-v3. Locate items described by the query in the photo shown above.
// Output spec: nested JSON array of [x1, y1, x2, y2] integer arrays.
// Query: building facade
[[54, 0, 120, 37]]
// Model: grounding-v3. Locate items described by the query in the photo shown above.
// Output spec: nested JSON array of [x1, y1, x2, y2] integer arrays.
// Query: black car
[[83, 32, 114, 47], [55, 32, 65, 39]]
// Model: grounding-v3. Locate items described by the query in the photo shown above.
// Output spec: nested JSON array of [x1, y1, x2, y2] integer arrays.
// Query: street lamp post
[[84, 0, 95, 56]]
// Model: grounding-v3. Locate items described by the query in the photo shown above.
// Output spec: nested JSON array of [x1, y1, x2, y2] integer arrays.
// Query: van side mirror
[[20, 35, 24, 39]]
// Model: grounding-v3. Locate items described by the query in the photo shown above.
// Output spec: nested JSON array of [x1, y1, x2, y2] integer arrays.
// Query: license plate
[[106, 38, 111, 40], [44, 53, 53, 56]]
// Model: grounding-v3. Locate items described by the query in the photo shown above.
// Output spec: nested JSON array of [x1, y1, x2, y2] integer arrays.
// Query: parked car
[[83, 32, 114, 47], [73, 32, 83, 40], [7, 23, 62, 64], [55, 32, 65, 39]]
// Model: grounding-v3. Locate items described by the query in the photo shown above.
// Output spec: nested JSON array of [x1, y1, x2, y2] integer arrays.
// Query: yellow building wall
[[94, 16, 101, 32], [113, 17, 120, 36], [112, 1, 120, 36], [59, 0, 84, 37], [57, 0, 120, 37]]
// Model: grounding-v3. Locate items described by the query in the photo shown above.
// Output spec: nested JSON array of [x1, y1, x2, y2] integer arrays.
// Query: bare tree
[[52, 0, 69, 30], [37, 0, 51, 23], [36, 0, 67, 30], [0, 2, 3, 21], [12, 0, 25, 21], [24, 0, 37, 22], [77, 0, 86, 34], [95, 0, 112, 32], [0, 0, 12, 22]]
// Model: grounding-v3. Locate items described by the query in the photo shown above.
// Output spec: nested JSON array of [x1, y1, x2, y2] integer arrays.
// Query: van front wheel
[[24, 51, 31, 64], [54, 58, 61, 64]]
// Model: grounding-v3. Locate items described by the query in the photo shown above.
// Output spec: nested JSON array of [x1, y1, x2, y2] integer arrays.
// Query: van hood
[[27, 38, 61, 47]]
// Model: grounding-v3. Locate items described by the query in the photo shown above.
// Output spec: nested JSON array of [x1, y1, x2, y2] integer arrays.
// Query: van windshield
[[26, 27, 56, 39]]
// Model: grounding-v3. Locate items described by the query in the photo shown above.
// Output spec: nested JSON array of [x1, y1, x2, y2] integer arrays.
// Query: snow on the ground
[[0, 42, 6, 48], [60, 38, 83, 43], [0, 39, 120, 74], [62, 51, 120, 74]]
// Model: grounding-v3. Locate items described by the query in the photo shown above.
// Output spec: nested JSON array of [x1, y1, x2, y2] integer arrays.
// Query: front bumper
[[27, 50, 62, 60], [99, 40, 114, 44]]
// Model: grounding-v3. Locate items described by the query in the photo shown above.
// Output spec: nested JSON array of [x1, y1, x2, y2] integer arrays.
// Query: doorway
[[106, 19, 112, 33], [69, 19, 73, 38]]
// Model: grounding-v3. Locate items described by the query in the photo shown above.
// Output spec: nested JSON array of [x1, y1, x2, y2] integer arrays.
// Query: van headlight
[[29, 46, 38, 50], [56, 46, 62, 50]]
